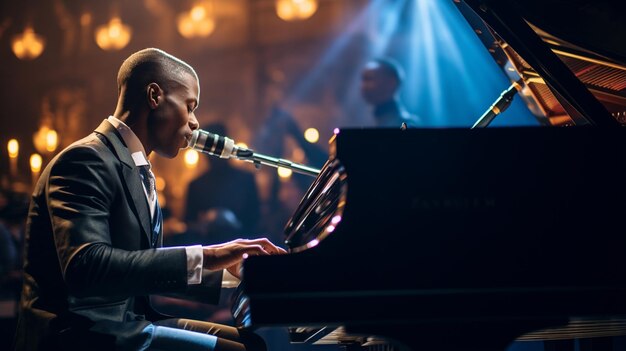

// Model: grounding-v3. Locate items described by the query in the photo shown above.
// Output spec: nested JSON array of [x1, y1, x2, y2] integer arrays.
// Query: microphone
[[188, 129, 242, 159], [471, 79, 523, 129], [187, 128, 321, 177]]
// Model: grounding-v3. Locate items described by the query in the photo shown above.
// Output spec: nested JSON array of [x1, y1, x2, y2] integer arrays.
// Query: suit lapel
[[122, 167, 153, 244], [95, 120, 152, 244]]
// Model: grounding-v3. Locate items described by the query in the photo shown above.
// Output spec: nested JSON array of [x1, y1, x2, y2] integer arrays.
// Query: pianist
[[14, 48, 284, 351]]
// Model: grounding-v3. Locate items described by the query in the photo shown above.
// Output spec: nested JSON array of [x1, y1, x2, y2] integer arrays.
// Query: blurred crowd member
[[185, 123, 261, 235], [253, 105, 328, 241], [360, 58, 421, 128], [0, 189, 28, 351], [158, 207, 244, 326], [0, 189, 28, 299]]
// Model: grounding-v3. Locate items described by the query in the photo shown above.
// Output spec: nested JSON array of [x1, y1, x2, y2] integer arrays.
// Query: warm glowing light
[[326, 224, 336, 233], [177, 3, 216, 38], [155, 176, 166, 192], [12, 26, 45, 60], [33, 126, 58, 154], [95, 17, 132, 51], [333, 128, 340, 135], [277, 167, 293, 179], [331, 215, 342, 225], [304, 128, 319, 143], [191, 5, 206, 21], [276, 0, 318, 21], [235, 142, 248, 149], [45, 129, 58, 152], [184, 149, 200, 167], [8, 139, 19, 159], [30, 154, 43, 173]]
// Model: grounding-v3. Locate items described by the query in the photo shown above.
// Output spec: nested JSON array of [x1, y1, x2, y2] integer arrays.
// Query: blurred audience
[[0, 189, 28, 350], [168, 208, 242, 247], [0, 189, 28, 299], [256, 105, 328, 170], [185, 123, 261, 235], [157, 206, 244, 325], [254, 105, 328, 240]]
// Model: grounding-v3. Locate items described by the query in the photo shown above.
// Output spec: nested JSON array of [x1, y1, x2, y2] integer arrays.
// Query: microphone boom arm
[[471, 80, 523, 129], [188, 129, 321, 177], [235, 148, 321, 177]]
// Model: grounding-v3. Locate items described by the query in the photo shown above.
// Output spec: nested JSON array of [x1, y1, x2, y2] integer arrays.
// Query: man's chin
[[171, 148, 183, 158], [154, 149, 180, 159]]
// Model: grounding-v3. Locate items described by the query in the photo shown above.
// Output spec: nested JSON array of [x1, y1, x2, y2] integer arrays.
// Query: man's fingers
[[265, 245, 287, 254], [242, 244, 270, 256], [204, 238, 287, 263], [241, 238, 287, 254]]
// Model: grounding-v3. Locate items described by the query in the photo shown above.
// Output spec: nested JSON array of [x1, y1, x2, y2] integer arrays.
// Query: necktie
[[139, 165, 155, 204], [139, 165, 161, 247]]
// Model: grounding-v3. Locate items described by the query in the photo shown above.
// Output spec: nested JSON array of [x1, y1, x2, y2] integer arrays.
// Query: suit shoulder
[[58, 133, 114, 160], [48, 133, 119, 175]]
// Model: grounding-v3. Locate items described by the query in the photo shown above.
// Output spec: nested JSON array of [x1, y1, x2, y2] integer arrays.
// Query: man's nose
[[189, 114, 200, 130]]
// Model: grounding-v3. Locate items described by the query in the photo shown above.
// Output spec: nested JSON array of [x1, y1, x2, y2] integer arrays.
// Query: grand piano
[[232, 0, 626, 350]]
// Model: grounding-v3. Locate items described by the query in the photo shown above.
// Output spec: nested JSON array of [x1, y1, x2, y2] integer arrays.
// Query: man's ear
[[147, 83, 162, 109]]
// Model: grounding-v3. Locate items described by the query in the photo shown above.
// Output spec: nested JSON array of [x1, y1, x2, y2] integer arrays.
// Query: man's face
[[360, 62, 397, 105], [148, 72, 200, 158]]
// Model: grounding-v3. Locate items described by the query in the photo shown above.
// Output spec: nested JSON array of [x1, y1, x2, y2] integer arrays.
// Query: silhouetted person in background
[[157, 206, 242, 326], [360, 58, 420, 128], [184, 123, 261, 236], [253, 105, 329, 240], [0, 189, 27, 294], [0, 189, 28, 340]]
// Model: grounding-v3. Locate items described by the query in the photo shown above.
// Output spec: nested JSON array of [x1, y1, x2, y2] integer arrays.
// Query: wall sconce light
[[7, 139, 19, 159], [7, 139, 19, 178], [177, 3, 216, 38], [30, 153, 43, 173], [33, 126, 58, 154], [275, 0, 318, 21], [30, 153, 43, 187], [11, 26, 46, 60], [95, 17, 132, 51]]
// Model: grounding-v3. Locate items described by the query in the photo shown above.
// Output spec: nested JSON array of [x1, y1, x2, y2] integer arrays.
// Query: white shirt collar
[[107, 116, 150, 167]]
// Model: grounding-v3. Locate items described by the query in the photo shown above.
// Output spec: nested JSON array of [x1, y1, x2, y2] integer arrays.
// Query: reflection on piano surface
[[233, 0, 626, 350]]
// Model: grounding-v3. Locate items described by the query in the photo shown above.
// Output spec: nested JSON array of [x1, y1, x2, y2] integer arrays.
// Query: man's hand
[[202, 238, 287, 279]]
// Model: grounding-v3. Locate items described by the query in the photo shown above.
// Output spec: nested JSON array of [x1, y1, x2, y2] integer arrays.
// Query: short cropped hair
[[372, 57, 405, 85], [116, 48, 198, 99]]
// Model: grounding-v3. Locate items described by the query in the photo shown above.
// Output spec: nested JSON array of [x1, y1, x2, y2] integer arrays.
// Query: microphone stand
[[234, 148, 321, 177], [471, 80, 522, 128]]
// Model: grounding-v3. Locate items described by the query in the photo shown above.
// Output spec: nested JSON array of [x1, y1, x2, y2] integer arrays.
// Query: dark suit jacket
[[14, 120, 223, 351]]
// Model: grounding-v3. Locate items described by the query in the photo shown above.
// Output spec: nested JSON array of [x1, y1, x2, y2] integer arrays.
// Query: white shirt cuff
[[159, 245, 241, 287], [184, 245, 204, 285], [156, 246, 203, 284]]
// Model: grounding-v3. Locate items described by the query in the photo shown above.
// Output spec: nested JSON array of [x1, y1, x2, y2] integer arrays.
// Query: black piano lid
[[455, 0, 626, 127]]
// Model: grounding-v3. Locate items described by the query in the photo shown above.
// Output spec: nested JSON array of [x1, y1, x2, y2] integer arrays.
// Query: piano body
[[233, 0, 626, 350]]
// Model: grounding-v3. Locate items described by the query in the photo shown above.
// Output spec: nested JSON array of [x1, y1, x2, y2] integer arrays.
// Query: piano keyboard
[[290, 319, 626, 349]]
